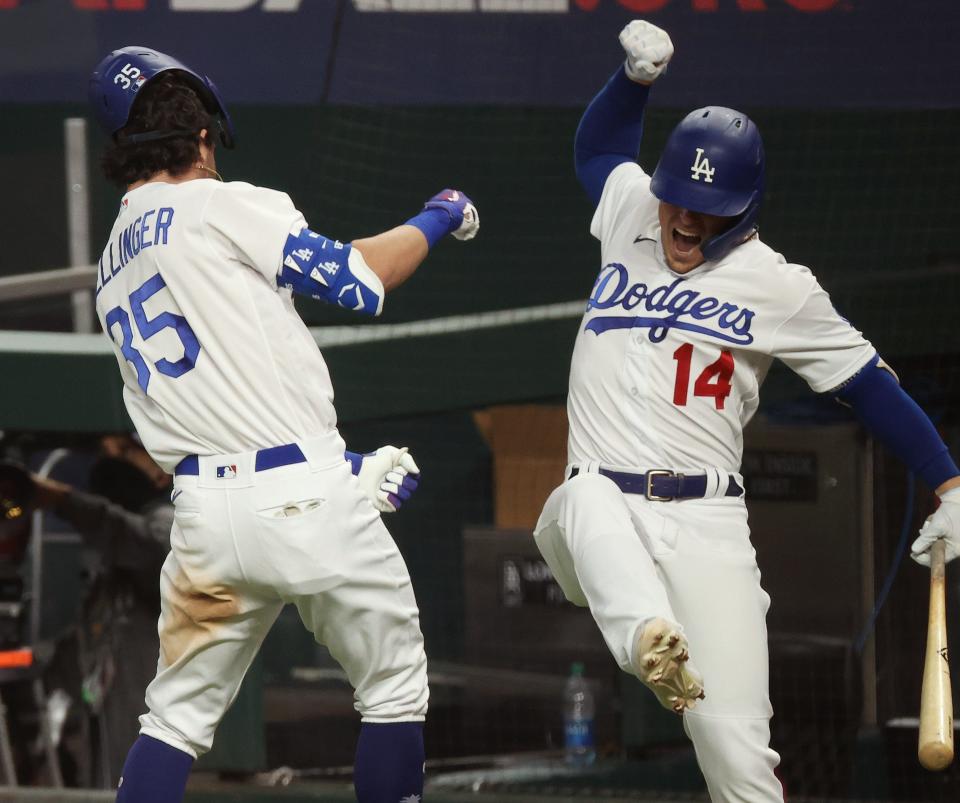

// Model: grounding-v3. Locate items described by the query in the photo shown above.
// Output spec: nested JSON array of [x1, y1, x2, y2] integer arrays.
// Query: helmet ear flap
[[214, 114, 235, 149], [202, 75, 236, 149], [700, 200, 760, 262]]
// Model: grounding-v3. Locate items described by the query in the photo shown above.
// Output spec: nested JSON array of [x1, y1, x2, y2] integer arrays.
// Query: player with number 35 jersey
[[534, 21, 960, 803], [89, 46, 478, 803], [95, 181, 353, 469]]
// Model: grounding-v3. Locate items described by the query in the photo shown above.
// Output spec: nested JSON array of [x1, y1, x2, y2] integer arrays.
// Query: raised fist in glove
[[348, 446, 421, 514], [620, 20, 674, 85], [424, 189, 479, 241], [911, 486, 960, 565]]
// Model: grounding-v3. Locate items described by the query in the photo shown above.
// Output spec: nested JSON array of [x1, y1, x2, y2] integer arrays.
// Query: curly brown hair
[[101, 73, 214, 187]]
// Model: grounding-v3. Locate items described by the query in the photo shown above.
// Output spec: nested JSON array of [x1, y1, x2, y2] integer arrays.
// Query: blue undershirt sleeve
[[574, 66, 651, 208], [834, 357, 959, 491]]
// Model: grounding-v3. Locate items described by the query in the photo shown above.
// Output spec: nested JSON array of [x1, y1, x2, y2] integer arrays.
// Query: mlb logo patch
[[216, 465, 237, 480]]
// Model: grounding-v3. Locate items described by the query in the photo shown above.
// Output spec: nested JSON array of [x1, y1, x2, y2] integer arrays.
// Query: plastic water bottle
[[563, 661, 596, 767]]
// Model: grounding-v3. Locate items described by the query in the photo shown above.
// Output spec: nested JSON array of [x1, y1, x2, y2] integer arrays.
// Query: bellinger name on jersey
[[96, 205, 175, 296], [585, 262, 756, 346]]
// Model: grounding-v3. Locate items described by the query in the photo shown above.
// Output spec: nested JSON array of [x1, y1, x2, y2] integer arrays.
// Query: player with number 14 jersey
[[570, 166, 874, 474], [536, 20, 960, 803]]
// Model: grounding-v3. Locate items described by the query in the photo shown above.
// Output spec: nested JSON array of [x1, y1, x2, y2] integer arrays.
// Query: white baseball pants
[[534, 472, 783, 802], [138, 434, 428, 758]]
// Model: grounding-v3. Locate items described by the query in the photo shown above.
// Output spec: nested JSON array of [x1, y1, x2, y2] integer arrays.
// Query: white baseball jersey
[[568, 162, 876, 473], [94, 179, 344, 471], [94, 178, 429, 761]]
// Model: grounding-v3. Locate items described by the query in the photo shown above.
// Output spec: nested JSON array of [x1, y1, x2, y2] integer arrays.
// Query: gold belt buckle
[[645, 469, 677, 501]]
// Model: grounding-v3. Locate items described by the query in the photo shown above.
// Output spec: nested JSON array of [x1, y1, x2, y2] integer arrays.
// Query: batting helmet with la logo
[[650, 106, 765, 262]]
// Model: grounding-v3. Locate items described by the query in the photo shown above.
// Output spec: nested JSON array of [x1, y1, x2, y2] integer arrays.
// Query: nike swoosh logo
[[447, 191, 460, 202], [634, 235, 656, 244]]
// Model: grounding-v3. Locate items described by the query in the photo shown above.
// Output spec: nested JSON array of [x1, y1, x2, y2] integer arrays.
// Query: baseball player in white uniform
[[88, 46, 478, 803], [533, 21, 960, 802]]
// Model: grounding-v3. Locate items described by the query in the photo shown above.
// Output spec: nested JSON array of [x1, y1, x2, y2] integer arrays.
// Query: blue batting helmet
[[88, 46, 236, 149], [650, 106, 764, 262]]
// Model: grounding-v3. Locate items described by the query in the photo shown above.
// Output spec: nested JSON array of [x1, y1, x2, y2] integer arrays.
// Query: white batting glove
[[453, 201, 479, 241], [356, 445, 421, 514], [911, 486, 960, 565], [619, 20, 674, 85]]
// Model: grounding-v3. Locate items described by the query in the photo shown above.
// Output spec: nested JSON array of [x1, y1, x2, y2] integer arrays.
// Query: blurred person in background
[[31, 434, 172, 788]]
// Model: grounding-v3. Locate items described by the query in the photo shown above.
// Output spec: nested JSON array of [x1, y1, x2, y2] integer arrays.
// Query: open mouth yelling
[[672, 227, 702, 256], [657, 201, 730, 272]]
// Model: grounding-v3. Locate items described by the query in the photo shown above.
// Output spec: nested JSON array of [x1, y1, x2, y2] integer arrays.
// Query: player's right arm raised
[[355, 188, 478, 292], [574, 20, 673, 206], [270, 188, 478, 314]]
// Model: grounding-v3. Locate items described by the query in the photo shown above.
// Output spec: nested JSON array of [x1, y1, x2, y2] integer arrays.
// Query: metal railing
[[0, 266, 97, 304]]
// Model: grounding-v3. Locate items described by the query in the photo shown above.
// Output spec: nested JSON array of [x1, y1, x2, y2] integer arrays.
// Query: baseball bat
[[918, 539, 954, 771]]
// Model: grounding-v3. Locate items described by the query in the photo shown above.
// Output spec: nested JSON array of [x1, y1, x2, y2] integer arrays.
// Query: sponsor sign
[[0, 1, 953, 107]]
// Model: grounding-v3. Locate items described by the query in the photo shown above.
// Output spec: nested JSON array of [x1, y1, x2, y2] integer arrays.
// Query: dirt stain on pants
[[159, 567, 240, 667]]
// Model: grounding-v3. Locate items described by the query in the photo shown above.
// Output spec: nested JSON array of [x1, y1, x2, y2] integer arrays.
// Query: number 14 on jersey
[[672, 343, 734, 410]]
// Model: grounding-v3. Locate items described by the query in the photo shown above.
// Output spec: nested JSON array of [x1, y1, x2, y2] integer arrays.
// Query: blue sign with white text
[[0, 1, 954, 108]]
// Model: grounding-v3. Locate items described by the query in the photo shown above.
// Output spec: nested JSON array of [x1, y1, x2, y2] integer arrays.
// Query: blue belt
[[569, 467, 743, 501], [174, 443, 307, 477]]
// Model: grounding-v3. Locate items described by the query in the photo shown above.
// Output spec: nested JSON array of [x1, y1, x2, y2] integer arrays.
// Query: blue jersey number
[[105, 274, 200, 394]]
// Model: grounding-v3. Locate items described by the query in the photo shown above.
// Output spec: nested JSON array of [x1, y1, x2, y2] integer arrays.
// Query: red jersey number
[[672, 344, 735, 410]]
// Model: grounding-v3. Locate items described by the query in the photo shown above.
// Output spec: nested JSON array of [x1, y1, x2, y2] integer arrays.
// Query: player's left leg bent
[[286, 461, 428, 802], [534, 473, 682, 673], [292, 516, 428, 723], [647, 497, 783, 802], [294, 527, 427, 803]]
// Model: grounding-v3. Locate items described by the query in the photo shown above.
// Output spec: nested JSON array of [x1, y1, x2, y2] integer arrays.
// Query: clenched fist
[[620, 20, 674, 85], [424, 189, 479, 242]]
